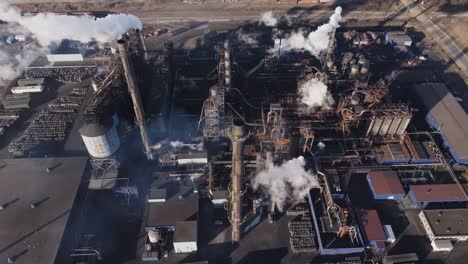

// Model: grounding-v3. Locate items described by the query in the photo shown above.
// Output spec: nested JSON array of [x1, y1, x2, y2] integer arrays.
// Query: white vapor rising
[[252, 156, 319, 212], [299, 78, 334, 111], [260, 11, 278, 27], [0, 2, 142, 81], [0, 47, 41, 81], [0, 2, 142, 47], [282, 6, 342, 56]]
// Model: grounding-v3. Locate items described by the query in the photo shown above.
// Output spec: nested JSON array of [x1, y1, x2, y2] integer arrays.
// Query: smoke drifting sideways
[[252, 156, 319, 212], [260, 11, 278, 27], [299, 77, 334, 112], [0, 2, 142, 81], [282, 6, 342, 57]]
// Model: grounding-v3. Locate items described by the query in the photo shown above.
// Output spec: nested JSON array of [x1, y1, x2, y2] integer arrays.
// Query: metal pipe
[[228, 120, 247, 242], [117, 39, 154, 160]]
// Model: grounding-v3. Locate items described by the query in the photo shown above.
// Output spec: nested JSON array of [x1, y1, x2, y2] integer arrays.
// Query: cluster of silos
[[341, 52, 370, 79], [79, 116, 120, 159], [365, 109, 412, 138]]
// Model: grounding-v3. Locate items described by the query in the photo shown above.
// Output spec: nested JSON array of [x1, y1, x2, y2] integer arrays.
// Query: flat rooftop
[[423, 208, 468, 236], [145, 172, 198, 227], [0, 157, 88, 264]]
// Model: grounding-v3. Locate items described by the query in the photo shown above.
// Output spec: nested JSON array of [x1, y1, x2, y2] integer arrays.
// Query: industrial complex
[[0, 0, 468, 264]]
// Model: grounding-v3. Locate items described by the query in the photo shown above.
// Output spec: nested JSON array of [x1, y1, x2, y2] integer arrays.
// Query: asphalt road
[[134, 9, 410, 23], [400, 0, 468, 76]]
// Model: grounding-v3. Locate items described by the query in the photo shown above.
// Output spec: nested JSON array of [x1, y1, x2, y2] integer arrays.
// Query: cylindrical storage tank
[[350, 65, 359, 76], [148, 229, 161, 243], [79, 118, 120, 158], [379, 117, 392, 136], [396, 115, 411, 136]]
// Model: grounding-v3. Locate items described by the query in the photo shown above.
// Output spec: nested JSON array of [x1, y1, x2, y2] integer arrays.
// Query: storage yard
[[0, 1, 468, 264]]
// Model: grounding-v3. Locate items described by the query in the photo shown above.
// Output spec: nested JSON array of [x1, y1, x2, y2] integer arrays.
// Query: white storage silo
[[79, 118, 120, 158]]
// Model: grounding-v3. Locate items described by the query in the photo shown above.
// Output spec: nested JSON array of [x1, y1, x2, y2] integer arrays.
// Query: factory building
[[405, 184, 467, 208], [366, 171, 405, 201], [0, 157, 88, 264], [418, 208, 468, 251], [358, 210, 388, 253], [173, 221, 198, 253], [414, 83, 468, 164], [46, 53, 85, 62]]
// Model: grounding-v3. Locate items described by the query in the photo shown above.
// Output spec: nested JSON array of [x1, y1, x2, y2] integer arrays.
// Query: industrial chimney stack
[[117, 39, 154, 160], [228, 120, 247, 242]]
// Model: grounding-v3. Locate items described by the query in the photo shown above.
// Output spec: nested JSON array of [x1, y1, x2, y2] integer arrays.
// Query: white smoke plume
[[282, 6, 342, 57], [0, 2, 142, 81], [0, 46, 41, 81], [299, 77, 335, 111], [238, 34, 258, 45], [260, 11, 278, 27], [252, 156, 319, 212]]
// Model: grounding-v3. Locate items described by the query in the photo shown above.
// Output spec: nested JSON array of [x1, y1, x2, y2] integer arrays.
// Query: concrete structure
[[359, 210, 387, 253], [414, 83, 468, 164], [117, 39, 153, 160], [46, 54, 84, 62], [366, 171, 405, 201], [407, 184, 467, 208], [176, 152, 208, 165], [431, 240, 453, 252], [79, 118, 120, 159], [0, 157, 88, 264], [173, 221, 198, 253], [385, 31, 412, 46], [11, 85, 44, 94], [419, 208, 468, 248]]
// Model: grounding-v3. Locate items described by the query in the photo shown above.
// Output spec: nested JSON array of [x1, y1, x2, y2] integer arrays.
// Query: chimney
[[228, 119, 247, 242], [117, 39, 154, 160]]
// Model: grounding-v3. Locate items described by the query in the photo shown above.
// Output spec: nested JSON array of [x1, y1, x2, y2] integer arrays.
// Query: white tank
[[79, 118, 120, 158]]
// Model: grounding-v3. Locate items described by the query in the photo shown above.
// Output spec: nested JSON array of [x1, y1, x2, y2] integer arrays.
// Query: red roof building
[[366, 171, 405, 201], [408, 184, 468, 208], [359, 210, 387, 253]]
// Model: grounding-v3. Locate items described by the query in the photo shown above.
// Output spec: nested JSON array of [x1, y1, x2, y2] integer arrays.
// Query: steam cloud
[[260, 11, 278, 27], [0, 2, 142, 81], [252, 156, 319, 212], [299, 78, 334, 111], [282, 6, 342, 57]]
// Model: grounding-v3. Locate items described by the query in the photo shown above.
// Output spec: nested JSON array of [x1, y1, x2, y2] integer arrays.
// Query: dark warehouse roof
[[414, 83, 468, 160], [423, 208, 468, 236], [174, 221, 197, 242], [0, 157, 88, 264]]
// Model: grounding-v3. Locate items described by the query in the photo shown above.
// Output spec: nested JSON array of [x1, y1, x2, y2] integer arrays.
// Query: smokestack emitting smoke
[[299, 78, 335, 111], [252, 156, 319, 212], [282, 6, 342, 57], [0, 2, 142, 81], [260, 11, 278, 27]]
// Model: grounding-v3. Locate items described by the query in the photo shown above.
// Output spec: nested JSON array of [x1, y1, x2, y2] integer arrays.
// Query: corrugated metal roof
[[414, 83, 468, 159], [409, 184, 467, 202], [368, 171, 405, 195]]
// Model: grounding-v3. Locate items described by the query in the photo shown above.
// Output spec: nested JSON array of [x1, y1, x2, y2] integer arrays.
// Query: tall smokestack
[[117, 39, 154, 160], [228, 120, 247, 242]]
